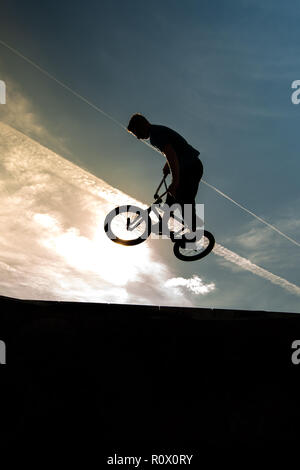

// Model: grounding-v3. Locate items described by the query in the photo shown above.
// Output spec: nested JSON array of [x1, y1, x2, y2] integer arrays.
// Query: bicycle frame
[[126, 176, 194, 240]]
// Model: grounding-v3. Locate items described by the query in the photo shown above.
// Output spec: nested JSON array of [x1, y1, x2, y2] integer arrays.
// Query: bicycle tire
[[104, 205, 151, 246]]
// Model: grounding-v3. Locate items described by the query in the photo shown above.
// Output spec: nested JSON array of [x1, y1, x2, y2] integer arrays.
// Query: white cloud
[[165, 275, 215, 295]]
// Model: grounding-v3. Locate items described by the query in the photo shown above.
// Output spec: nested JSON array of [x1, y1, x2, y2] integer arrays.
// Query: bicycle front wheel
[[104, 205, 151, 246]]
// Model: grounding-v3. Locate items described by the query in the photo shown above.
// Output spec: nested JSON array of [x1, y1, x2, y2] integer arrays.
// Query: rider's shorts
[[166, 158, 203, 207]]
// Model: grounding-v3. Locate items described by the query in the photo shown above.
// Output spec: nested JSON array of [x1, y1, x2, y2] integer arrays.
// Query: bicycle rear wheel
[[104, 205, 151, 246], [173, 230, 215, 261]]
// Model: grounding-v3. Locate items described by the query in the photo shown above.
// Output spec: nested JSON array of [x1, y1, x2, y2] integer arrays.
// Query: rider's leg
[[176, 172, 204, 243], [177, 190, 202, 232], [184, 159, 203, 231], [161, 157, 203, 237]]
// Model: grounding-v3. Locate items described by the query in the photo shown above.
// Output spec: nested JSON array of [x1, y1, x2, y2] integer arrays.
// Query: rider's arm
[[163, 143, 180, 189]]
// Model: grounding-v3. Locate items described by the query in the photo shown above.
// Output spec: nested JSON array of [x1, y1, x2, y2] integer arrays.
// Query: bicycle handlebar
[[153, 172, 174, 203], [154, 175, 166, 195]]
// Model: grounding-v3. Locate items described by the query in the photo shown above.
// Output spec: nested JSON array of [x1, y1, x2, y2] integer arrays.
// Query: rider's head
[[127, 113, 151, 140]]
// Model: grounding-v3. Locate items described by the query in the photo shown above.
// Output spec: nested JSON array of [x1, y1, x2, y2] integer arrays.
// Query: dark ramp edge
[[0, 294, 300, 453]]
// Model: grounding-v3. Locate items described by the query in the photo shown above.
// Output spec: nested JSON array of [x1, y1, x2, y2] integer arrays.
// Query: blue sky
[[0, 0, 299, 312]]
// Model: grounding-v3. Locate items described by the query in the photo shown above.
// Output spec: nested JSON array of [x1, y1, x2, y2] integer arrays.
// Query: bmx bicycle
[[104, 175, 215, 262]]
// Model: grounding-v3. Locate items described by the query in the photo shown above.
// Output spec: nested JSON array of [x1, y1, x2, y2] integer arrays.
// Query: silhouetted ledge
[[0, 294, 300, 451], [0, 293, 299, 320]]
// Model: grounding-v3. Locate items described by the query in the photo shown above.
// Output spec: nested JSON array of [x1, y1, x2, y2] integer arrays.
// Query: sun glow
[[34, 209, 153, 287]]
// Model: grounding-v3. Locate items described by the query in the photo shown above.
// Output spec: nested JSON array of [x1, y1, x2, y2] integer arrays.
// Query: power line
[[202, 181, 300, 248], [1, 38, 299, 249], [0, 39, 125, 130]]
